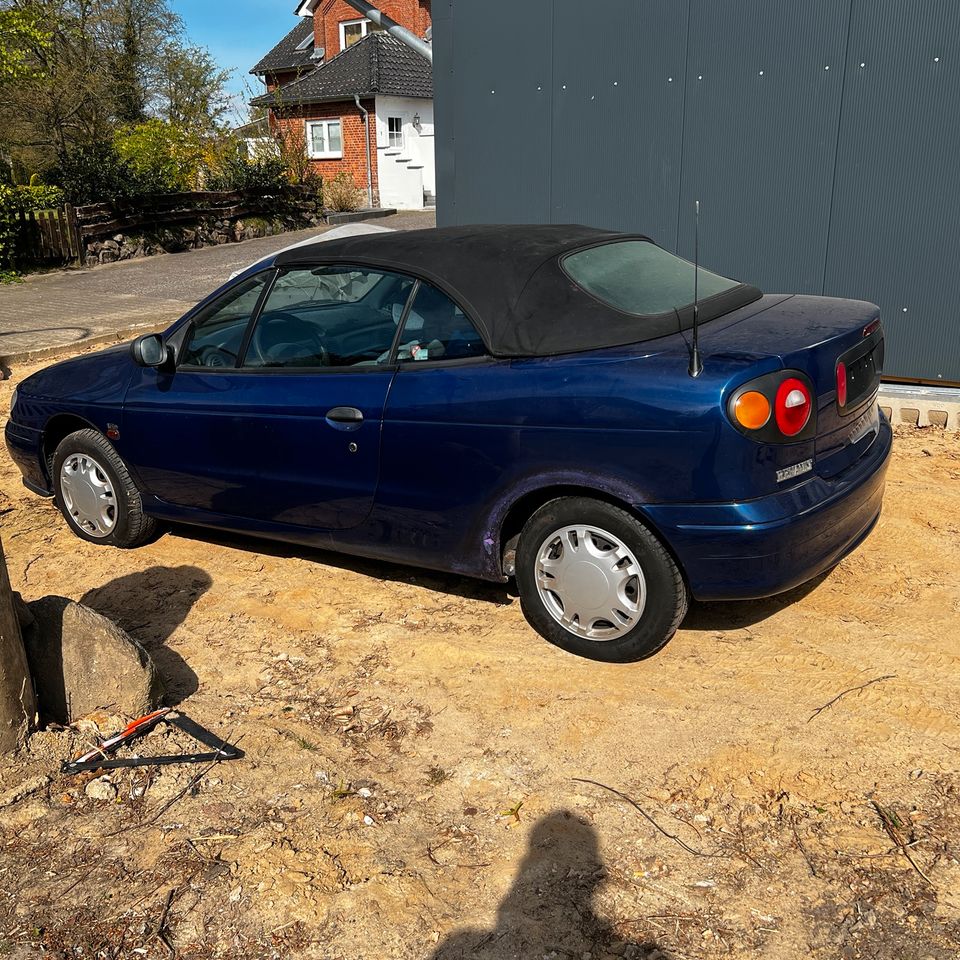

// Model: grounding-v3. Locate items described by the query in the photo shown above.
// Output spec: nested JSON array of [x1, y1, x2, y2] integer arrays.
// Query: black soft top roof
[[274, 224, 762, 357]]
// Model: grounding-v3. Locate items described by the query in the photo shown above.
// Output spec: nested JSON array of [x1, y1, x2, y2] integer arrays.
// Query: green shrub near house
[[204, 151, 289, 193], [114, 119, 206, 194]]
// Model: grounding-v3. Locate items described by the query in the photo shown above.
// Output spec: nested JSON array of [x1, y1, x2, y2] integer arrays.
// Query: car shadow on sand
[[429, 810, 674, 959], [80, 565, 211, 705], [169, 524, 835, 635], [166, 524, 518, 607], [681, 572, 830, 632]]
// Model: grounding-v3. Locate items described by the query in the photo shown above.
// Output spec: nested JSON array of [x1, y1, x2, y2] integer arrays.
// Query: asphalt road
[[0, 210, 436, 361]]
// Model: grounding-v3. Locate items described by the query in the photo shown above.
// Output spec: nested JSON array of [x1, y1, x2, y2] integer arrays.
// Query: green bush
[[18, 184, 65, 210], [53, 127, 202, 204], [0, 188, 20, 270], [205, 149, 289, 193], [114, 119, 205, 193], [51, 143, 144, 205]]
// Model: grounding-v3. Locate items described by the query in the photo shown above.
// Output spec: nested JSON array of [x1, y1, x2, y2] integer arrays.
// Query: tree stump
[[0, 536, 36, 751]]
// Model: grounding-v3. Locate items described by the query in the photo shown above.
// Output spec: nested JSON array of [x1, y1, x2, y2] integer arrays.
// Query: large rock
[[22, 597, 164, 723]]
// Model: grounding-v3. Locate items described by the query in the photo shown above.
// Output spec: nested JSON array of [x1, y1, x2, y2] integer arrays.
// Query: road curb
[[0, 320, 167, 372]]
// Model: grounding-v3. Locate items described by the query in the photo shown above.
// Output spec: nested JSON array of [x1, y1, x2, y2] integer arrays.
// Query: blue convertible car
[[5, 226, 891, 661]]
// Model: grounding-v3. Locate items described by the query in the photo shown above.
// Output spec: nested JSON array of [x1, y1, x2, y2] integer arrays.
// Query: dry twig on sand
[[150, 887, 177, 957], [871, 800, 933, 887], [791, 821, 818, 877], [808, 675, 896, 722], [573, 778, 720, 858]]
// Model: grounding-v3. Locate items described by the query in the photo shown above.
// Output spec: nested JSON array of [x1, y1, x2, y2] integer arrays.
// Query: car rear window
[[562, 239, 740, 316]]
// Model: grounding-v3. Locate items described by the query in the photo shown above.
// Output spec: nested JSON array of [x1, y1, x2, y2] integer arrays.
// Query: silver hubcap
[[60, 453, 117, 538], [535, 524, 646, 641]]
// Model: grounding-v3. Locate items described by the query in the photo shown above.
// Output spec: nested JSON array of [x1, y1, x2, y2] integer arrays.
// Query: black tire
[[52, 428, 157, 548], [516, 497, 687, 662]]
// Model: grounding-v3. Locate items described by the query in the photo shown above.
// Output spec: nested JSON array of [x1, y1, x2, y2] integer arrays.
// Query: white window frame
[[387, 116, 404, 149], [305, 119, 343, 159], [339, 18, 371, 51]]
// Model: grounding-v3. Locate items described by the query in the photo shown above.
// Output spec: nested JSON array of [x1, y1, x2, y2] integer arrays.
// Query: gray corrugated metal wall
[[433, 0, 960, 383]]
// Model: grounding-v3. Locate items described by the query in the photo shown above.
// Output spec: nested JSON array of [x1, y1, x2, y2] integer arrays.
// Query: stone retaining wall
[[84, 212, 324, 267]]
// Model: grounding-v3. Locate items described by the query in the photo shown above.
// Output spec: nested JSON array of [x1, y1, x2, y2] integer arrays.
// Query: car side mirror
[[131, 333, 169, 368]]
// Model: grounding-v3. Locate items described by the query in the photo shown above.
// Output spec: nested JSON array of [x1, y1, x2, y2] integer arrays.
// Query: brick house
[[250, 1, 434, 210]]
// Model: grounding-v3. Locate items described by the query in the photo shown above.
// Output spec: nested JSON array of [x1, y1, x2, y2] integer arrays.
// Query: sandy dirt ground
[[0, 346, 958, 960]]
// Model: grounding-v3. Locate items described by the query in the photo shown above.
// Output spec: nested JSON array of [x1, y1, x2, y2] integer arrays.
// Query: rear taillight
[[728, 370, 816, 442], [836, 361, 848, 408], [733, 390, 771, 430], [775, 378, 812, 436]]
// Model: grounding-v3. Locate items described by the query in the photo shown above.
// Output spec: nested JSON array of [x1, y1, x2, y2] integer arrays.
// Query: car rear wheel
[[52, 429, 156, 548], [516, 497, 687, 662]]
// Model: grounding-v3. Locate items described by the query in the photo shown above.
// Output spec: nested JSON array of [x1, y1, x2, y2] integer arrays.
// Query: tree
[[0, 0, 232, 182], [0, 3, 51, 82], [0, 537, 36, 752], [154, 42, 231, 134]]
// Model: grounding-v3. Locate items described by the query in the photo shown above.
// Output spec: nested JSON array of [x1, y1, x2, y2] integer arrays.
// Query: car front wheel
[[516, 497, 687, 662], [52, 428, 157, 548]]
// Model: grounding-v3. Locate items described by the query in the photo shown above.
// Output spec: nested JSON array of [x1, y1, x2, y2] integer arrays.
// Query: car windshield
[[562, 239, 740, 316]]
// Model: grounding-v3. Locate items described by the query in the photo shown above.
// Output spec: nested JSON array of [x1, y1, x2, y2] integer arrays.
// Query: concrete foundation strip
[[877, 384, 960, 430]]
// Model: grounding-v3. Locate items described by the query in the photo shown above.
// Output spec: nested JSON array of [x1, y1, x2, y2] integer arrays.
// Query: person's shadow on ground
[[429, 810, 673, 960]]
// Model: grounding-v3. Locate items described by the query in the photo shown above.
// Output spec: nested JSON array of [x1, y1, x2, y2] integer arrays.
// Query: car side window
[[242, 266, 414, 369], [395, 282, 487, 363], [180, 274, 271, 368]]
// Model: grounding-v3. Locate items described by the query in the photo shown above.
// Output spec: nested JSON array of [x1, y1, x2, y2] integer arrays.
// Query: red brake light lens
[[836, 361, 848, 408], [775, 378, 812, 436]]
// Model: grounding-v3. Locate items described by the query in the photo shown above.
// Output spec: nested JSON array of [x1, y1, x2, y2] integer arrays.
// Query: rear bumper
[[4, 420, 51, 496], [643, 414, 893, 601]]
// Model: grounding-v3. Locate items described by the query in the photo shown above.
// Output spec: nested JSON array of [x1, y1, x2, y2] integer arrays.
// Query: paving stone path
[[0, 211, 436, 361]]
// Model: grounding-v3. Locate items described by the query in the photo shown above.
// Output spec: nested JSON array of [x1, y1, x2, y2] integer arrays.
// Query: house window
[[339, 18, 383, 50], [388, 117, 403, 149], [306, 119, 342, 159]]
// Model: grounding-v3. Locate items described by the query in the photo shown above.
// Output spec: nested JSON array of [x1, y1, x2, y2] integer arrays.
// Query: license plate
[[848, 404, 879, 446]]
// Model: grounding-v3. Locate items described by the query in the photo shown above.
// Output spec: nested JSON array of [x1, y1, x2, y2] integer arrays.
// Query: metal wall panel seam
[[673, 0, 694, 254], [547, 0, 555, 221], [820, 0, 856, 296]]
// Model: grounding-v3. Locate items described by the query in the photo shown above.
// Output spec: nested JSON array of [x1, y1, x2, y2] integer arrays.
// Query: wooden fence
[[73, 187, 313, 239], [15, 186, 318, 267], [15, 206, 81, 264]]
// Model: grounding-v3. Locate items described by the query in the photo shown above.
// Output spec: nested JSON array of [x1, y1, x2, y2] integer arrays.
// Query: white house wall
[[374, 96, 435, 210]]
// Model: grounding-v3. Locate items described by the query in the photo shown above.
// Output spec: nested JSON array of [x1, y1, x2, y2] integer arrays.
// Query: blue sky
[[170, 0, 301, 121]]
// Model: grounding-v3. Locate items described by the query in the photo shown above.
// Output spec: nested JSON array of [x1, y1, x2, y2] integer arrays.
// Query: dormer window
[[339, 18, 383, 51]]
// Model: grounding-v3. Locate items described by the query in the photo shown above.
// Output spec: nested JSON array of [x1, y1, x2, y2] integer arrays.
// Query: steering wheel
[[248, 311, 329, 366], [198, 345, 238, 368]]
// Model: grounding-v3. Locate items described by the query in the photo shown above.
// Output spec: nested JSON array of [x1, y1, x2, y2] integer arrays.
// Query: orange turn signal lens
[[734, 390, 771, 430]]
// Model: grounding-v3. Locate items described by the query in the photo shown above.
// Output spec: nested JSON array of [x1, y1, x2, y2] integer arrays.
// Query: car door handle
[[326, 406, 364, 424]]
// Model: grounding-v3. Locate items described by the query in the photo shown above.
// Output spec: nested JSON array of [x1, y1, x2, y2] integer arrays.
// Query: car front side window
[[242, 265, 414, 369], [180, 273, 271, 369]]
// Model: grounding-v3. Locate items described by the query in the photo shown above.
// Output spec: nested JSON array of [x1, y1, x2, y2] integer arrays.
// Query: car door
[[122, 264, 415, 530], [376, 281, 507, 553]]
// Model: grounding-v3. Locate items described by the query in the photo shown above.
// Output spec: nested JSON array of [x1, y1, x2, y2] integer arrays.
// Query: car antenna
[[688, 199, 704, 379]]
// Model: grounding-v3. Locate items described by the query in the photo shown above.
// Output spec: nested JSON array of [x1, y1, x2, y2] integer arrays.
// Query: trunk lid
[[702, 294, 885, 475]]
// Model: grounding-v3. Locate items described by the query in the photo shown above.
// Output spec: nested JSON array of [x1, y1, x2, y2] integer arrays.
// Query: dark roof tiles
[[251, 33, 432, 106], [250, 20, 318, 75]]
